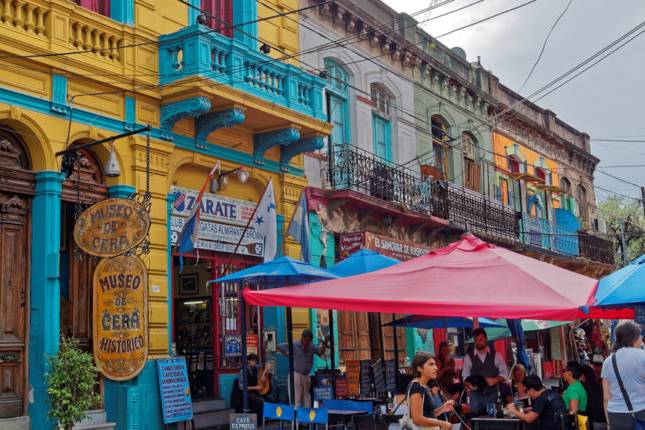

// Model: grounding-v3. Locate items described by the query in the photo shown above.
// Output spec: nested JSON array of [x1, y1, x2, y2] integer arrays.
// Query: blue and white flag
[[253, 179, 277, 262], [287, 191, 310, 263]]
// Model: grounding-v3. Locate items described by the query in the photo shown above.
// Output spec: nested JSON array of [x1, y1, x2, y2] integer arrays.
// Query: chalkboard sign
[[385, 360, 397, 392], [346, 360, 360, 396], [372, 360, 386, 393], [157, 357, 193, 424], [360, 360, 373, 395], [335, 375, 349, 398]]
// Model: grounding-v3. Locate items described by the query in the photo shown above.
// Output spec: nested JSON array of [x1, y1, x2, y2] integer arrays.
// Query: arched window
[[462, 132, 480, 192], [560, 177, 571, 194], [370, 84, 393, 161], [324, 59, 351, 148], [577, 184, 589, 223], [431, 115, 450, 177]]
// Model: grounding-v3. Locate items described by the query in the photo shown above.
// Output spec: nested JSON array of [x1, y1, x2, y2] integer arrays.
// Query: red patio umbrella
[[244, 235, 633, 321]]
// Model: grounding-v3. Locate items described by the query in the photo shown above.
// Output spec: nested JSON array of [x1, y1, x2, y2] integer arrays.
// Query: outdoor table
[[327, 409, 368, 429], [472, 416, 523, 430]]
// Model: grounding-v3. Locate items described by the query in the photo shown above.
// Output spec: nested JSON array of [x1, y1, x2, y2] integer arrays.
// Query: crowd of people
[[399, 321, 644, 430]]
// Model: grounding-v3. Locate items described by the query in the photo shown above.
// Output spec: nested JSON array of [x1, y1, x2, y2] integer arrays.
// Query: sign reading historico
[[74, 198, 151, 257], [93, 255, 148, 380]]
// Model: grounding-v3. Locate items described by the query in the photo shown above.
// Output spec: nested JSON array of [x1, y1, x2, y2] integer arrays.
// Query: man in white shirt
[[462, 328, 509, 384]]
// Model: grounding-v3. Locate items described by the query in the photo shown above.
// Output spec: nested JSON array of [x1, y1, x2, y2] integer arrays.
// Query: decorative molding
[[280, 135, 325, 170], [195, 107, 246, 141], [253, 127, 300, 163], [160, 96, 212, 137], [51, 74, 69, 115]]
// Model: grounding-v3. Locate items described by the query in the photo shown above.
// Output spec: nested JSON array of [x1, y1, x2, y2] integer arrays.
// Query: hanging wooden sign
[[74, 198, 150, 257], [93, 255, 148, 380]]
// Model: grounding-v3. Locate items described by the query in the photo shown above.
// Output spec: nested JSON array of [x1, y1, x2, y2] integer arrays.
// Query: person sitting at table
[[562, 361, 588, 414], [508, 374, 567, 430], [511, 363, 528, 398], [460, 374, 491, 417], [436, 341, 461, 398], [408, 352, 456, 430], [463, 328, 509, 384]]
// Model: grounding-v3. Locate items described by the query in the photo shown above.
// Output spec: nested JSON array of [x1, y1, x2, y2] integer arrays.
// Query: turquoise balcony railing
[[521, 212, 579, 256], [159, 24, 325, 120]]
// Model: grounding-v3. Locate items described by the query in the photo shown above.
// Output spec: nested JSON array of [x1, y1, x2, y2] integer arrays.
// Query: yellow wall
[[258, 0, 301, 65], [493, 132, 559, 185]]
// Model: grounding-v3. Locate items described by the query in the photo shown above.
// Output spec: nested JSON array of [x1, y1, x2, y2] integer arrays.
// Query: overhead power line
[[592, 138, 645, 143], [597, 165, 645, 168], [596, 170, 643, 188]]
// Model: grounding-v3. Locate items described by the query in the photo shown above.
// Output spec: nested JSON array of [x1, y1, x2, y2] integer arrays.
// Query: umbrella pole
[[392, 314, 399, 366], [240, 293, 249, 413], [328, 309, 336, 396], [286, 307, 296, 406]]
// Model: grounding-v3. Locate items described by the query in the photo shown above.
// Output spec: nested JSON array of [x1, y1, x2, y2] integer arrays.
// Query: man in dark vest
[[463, 328, 509, 383]]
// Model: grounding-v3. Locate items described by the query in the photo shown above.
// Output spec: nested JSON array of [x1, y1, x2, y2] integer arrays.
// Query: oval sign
[[93, 255, 148, 381], [73, 198, 150, 257]]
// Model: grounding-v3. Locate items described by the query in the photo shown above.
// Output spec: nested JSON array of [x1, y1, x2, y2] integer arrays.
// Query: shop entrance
[[172, 252, 261, 401]]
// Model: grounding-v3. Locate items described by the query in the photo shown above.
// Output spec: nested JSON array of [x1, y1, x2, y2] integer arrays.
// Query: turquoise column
[[104, 185, 164, 429], [276, 214, 284, 256], [108, 184, 135, 199], [28, 171, 64, 429], [166, 192, 177, 354], [188, 0, 200, 25], [111, 0, 134, 25], [232, 0, 257, 49]]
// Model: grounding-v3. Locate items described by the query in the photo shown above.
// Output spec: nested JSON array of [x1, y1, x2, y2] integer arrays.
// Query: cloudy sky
[[381, 0, 645, 204]]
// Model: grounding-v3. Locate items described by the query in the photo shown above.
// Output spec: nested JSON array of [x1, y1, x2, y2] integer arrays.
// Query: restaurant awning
[[244, 235, 634, 320]]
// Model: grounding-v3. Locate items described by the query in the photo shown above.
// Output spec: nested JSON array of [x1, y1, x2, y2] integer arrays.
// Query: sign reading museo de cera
[[93, 255, 148, 380], [74, 198, 150, 257]]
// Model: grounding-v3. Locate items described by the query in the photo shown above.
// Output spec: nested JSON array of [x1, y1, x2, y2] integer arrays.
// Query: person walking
[[277, 329, 327, 407], [601, 321, 645, 430]]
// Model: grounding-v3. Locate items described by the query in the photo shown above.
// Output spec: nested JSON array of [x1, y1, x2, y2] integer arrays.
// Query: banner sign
[[339, 232, 431, 261], [170, 186, 263, 257], [157, 357, 193, 424], [74, 198, 150, 257], [93, 255, 148, 380]]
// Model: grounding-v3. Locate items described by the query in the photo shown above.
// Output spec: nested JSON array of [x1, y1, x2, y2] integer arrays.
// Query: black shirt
[[408, 381, 436, 419], [532, 389, 567, 430]]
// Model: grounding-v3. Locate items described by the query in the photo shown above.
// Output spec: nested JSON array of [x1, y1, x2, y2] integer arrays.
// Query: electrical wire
[[596, 170, 642, 188], [519, 0, 573, 91], [593, 138, 645, 143]]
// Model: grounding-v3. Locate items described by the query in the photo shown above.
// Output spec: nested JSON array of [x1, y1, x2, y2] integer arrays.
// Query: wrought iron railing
[[446, 184, 520, 244], [579, 233, 615, 265], [520, 213, 580, 256], [326, 144, 448, 218]]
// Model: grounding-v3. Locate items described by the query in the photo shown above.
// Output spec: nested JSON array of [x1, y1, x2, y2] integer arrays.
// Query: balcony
[[579, 233, 615, 265], [325, 144, 449, 221], [446, 184, 520, 245], [159, 24, 325, 121], [520, 213, 579, 256]]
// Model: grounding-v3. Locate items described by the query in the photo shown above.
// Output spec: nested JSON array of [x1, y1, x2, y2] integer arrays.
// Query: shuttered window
[[200, 0, 232, 37], [73, 0, 110, 17]]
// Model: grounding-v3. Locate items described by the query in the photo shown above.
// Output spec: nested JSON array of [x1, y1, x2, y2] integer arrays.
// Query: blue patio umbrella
[[594, 255, 645, 307], [506, 319, 532, 373], [209, 256, 338, 411], [384, 315, 505, 329], [331, 249, 399, 277]]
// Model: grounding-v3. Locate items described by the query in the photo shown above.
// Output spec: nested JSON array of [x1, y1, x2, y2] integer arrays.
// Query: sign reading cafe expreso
[[74, 197, 151, 381]]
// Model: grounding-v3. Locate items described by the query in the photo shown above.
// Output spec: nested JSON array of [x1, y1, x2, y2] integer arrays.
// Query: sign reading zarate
[[93, 255, 148, 380]]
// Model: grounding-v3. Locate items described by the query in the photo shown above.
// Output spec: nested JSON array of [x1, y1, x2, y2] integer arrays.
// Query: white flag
[[253, 179, 278, 262]]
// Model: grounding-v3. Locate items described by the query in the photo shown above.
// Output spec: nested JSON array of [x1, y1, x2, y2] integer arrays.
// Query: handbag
[[398, 380, 440, 430], [611, 354, 645, 430]]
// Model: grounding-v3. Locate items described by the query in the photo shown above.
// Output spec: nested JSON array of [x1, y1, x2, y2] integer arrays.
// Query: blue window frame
[[370, 84, 392, 162], [324, 59, 351, 147]]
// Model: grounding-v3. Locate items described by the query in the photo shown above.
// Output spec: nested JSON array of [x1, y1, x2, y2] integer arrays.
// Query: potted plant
[[47, 336, 101, 430]]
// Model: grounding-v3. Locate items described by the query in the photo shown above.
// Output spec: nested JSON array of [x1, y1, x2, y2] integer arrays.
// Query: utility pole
[[619, 219, 628, 265], [641, 186, 645, 218]]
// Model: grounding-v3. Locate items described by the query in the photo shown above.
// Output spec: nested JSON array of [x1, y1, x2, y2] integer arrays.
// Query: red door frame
[[172, 251, 261, 398]]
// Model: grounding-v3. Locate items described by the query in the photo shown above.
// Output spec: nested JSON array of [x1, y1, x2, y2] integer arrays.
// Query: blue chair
[[296, 407, 329, 429], [263, 402, 295, 429]]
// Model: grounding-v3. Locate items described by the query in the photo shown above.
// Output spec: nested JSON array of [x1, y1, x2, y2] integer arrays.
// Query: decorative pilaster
[[280, 135, 325, 171], [233, 0, 257, 49], [111, 0, 134, 25], [160, 96, 212, 139], [125, 95, 136, 130], [195, 107, 246, 141], [28, 171, 64, 430], [253, 127, 300, 164]]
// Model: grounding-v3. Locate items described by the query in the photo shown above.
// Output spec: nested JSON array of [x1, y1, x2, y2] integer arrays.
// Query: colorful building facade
[[0, 0, 329, 428]]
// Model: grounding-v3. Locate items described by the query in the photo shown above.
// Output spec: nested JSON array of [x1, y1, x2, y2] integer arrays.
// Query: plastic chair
[[296, 407, 329, 429], [263, 402, 295, 429]]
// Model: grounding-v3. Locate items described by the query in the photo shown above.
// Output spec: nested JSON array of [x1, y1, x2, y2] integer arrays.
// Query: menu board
[[360, 360, 373, 395], [372, 361, 386, 393], [157, 357, 193, 424], [385, 360, 398, 392], [345, 360, 360, 396], [335, 375, 349, 398]]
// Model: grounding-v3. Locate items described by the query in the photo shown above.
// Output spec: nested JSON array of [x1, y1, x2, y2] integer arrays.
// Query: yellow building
[[0, 0, 329, 428]]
